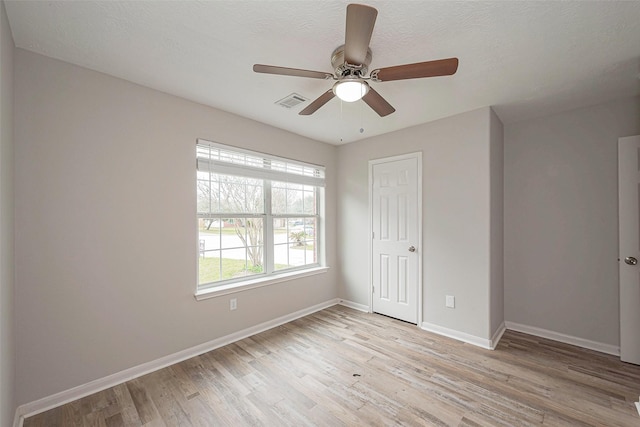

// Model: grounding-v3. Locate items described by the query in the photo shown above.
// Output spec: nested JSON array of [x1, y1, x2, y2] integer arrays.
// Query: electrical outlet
[[230, 298, 237, 311], [445, 295, 455, 308]]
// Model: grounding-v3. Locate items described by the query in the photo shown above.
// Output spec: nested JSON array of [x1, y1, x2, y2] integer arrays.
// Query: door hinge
[[372, 231, 375, 239], [372, 286, 375, 294]]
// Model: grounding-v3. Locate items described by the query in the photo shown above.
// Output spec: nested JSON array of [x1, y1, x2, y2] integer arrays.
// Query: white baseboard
[[337, 299, 369, 312], [13, 412, 23, 427], [504, 321, 620, 356], [421, 321, 494, 350], [490, 322, 506, 350], [14, 298, 340, 424]]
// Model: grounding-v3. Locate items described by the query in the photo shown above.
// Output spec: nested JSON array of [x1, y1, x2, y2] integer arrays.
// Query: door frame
[[618, 135, 640, 364], [368, 152, 423, 325]]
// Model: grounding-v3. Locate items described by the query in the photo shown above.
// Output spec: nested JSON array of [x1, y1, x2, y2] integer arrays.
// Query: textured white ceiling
[[5, 1, 640, 145]]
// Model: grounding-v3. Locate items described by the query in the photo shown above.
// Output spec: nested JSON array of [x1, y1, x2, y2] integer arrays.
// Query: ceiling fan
[[253, 3, 459, 117]]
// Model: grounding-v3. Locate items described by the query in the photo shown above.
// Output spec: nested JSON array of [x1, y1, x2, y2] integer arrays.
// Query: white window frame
[[195, 140, 328, 300]]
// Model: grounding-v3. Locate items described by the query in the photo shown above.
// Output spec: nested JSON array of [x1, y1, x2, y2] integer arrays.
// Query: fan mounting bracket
[[331, 45, 372, 78]]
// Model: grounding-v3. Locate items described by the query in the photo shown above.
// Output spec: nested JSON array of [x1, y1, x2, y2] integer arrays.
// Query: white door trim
[[368, 152, 423, 325], [618, 135, 640, 365]]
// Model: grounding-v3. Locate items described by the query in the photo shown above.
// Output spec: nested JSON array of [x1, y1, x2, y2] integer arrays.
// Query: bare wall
[[490, 108, 504, 335], [0, 1, 15, 425], [337, 107, 503, 340], [504, 96, 640, 346], [13, 49, 338, 406]]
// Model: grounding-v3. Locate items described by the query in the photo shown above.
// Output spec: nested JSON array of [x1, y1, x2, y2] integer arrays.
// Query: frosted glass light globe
[[333, 80, 369, 102]]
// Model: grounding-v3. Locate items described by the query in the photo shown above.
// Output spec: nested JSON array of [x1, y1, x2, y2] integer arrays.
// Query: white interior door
[[619, 135, 640, 365], [370, 154, 421, 324]]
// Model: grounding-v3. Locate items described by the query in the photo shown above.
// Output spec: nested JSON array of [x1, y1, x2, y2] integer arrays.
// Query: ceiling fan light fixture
[[254, 4, 459, 117], [333, 79, 369, 102]]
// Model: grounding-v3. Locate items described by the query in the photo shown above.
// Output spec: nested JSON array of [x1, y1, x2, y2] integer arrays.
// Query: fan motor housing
[[331, 45, 372, 78]]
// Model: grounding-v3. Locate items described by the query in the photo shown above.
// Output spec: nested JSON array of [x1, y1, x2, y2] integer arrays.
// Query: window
[[196, 140, 325, 293]]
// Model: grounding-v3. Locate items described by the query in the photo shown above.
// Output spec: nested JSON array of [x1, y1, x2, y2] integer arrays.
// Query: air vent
[[275, 93, 308, 109]]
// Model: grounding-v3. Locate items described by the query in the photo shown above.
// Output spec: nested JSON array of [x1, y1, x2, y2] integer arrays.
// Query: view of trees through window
[[197, 172, 319, 286]]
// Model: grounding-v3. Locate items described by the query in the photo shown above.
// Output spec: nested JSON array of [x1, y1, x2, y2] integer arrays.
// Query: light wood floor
[[24, 306, 640, 426]]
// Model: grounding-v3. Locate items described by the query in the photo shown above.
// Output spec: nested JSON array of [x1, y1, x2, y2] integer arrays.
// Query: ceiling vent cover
[[275, 93, 308, 109]]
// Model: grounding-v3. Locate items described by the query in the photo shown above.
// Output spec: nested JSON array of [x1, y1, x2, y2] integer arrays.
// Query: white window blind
[[196, 140, 325, 188]]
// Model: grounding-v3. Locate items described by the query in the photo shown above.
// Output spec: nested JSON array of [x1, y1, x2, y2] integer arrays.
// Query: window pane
[[273, 217, 317, 271], [303, 217, 316, 239], [198, 251, 221, 284], [245, 184, 263, 213], [287, 187, 303, 214], [197, 177, 220, 214], [271, 182, 287, 215], [198, 217, 264, 286], [197, 180, 210, 214], [303, 186, 317, 215], [220, 248, 262, 278], [198, 219, 222, 250], [271, 181, 317, 215], [214, 174, 264, 214]]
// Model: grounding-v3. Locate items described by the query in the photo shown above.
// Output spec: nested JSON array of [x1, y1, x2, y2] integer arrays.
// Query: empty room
[[1, 1, 640, 426]]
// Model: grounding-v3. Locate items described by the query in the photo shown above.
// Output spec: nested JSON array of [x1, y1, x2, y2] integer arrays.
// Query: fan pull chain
[[359, 93, 364, 134]]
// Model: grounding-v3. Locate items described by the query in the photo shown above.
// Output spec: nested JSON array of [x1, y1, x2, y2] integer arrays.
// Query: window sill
[[194, 266, 330, 301]]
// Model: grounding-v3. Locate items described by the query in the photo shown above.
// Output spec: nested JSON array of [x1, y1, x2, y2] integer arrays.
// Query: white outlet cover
[[445, 295, 455, 308]]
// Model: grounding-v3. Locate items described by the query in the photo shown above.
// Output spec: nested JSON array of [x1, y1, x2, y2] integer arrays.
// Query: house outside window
[[196, 140, 325, 294]]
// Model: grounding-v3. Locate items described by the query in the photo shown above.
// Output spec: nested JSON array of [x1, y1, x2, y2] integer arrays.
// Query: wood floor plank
[[111, 384, 141, 426], [125, 378, 160, 425], [24, 306, 640, 426]]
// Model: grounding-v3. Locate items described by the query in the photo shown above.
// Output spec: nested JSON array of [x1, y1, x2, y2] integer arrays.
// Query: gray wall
[[0, 1, 15, 426], [490, 108, 504, 334], [504, 96, 640, 346], [13, 49, 338, 405], [337, 107, 504, 341]]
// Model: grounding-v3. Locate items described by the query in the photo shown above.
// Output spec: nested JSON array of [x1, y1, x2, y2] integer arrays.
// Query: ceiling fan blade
[[373, 58, 459, 82], [344, 4, 377, 65], [362, 87, 395, 117], [253, 64, 333, 80], [299, 90, 336, 115]]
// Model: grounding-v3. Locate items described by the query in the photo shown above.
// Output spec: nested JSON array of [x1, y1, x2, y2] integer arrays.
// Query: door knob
[[624, 256, 638, 265], [408, 246, 416, 252]]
